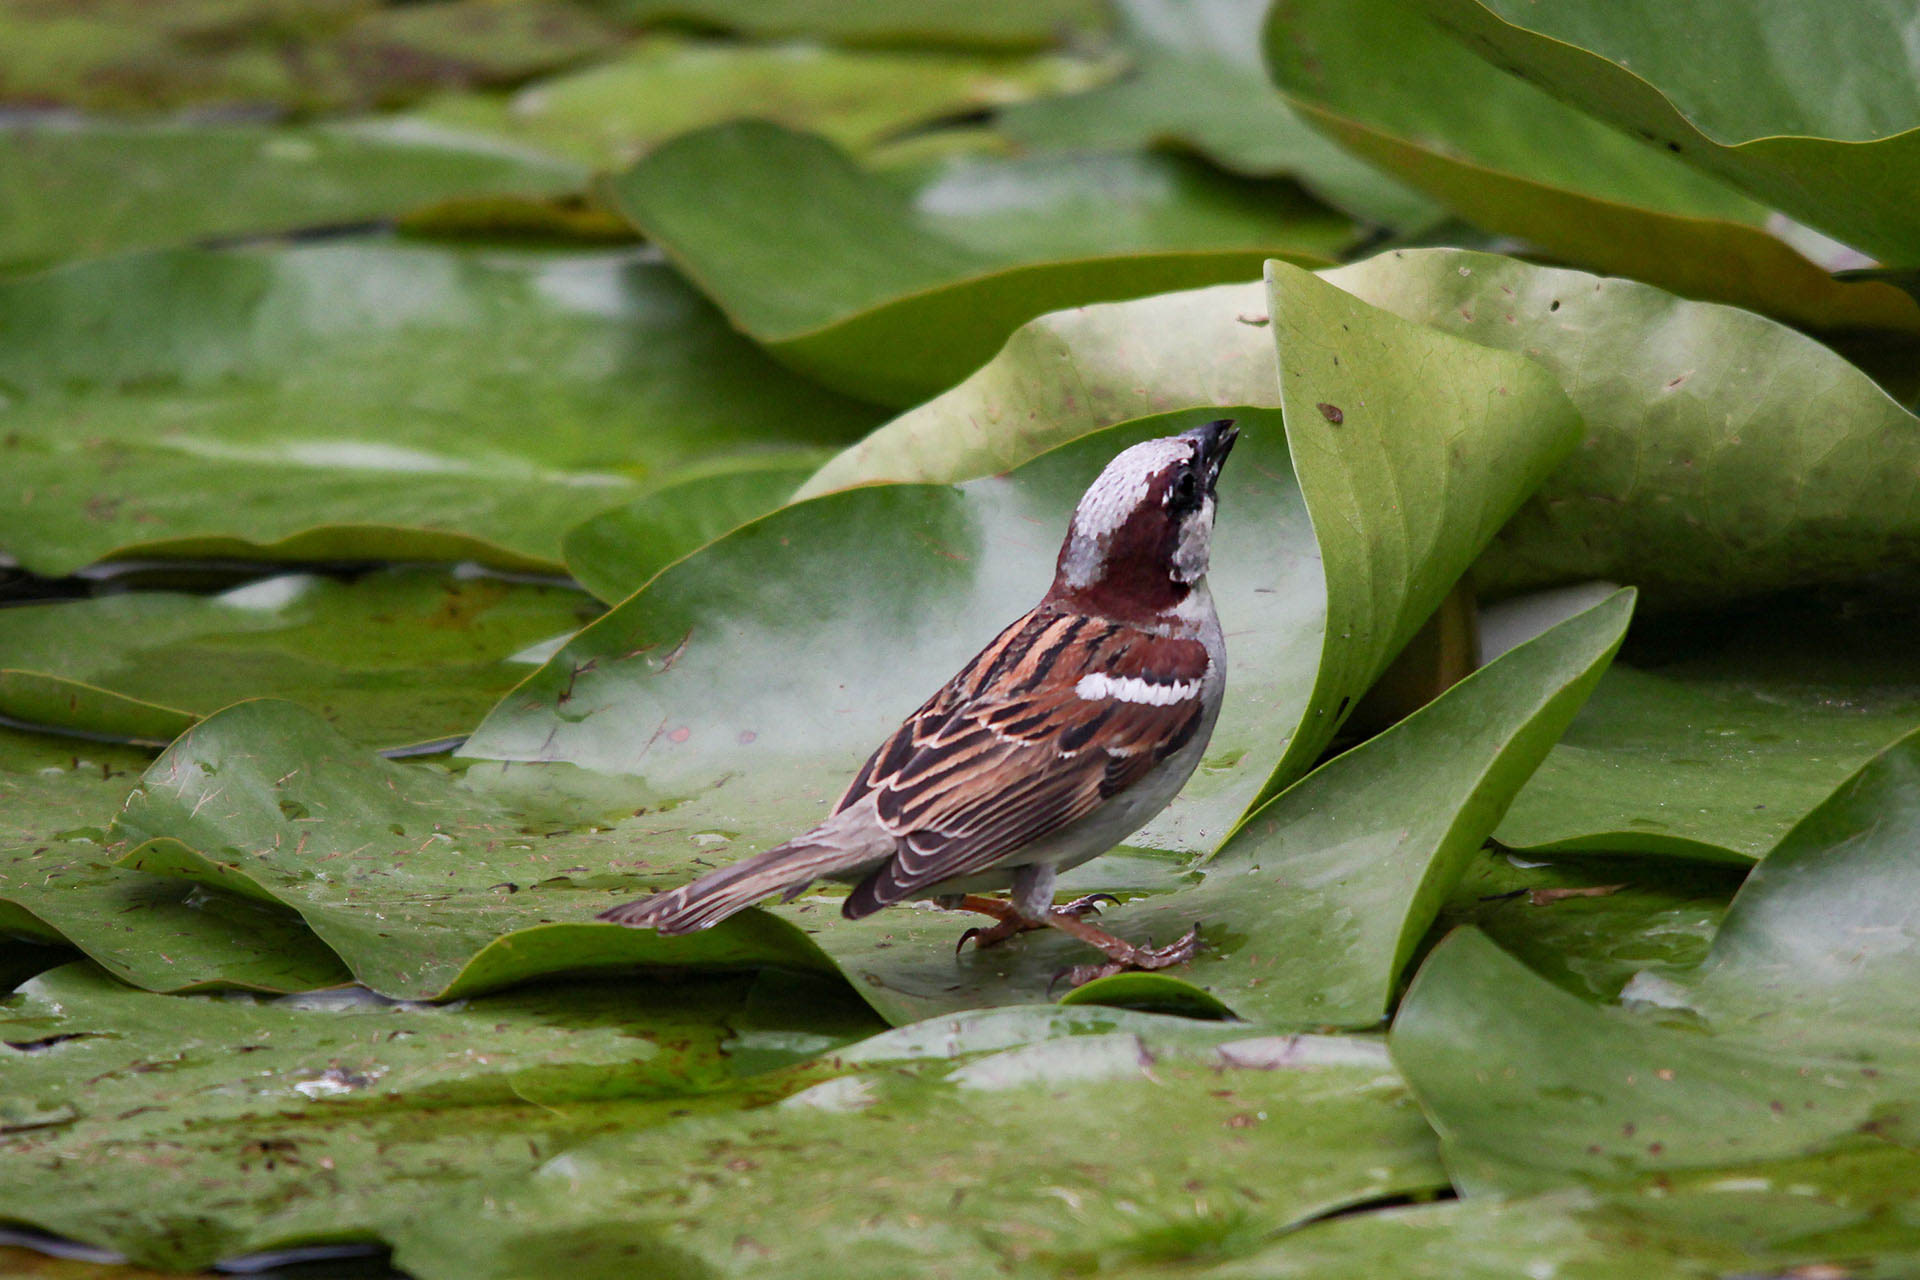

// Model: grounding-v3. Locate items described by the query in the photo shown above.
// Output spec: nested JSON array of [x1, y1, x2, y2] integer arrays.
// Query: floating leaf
[[1426, 0, 1920, 265], [0, 568, 600, 749], [1496, 601, 1920, 861], [562, 460, 823, 604], [1265, 0, 1920, 335], [0, 962, 815, 1269], [0, 244, 879, 578], [581, 0, 1111, 48], [388, 1025, 1446, 1279], [608, 121, 1357, 404], [1396, 730, 1920, 1194], [0, 0, 620, 116], [414, 34, 1114, 168], [1326, 249, 1920, 607], [999, 0, 1438, 227], [0, 728, 346, 994], [0, 121, 586, 274]]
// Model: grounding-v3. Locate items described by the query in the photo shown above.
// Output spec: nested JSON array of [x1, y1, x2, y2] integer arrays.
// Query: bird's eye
[[1170, 467, 1199, 506]]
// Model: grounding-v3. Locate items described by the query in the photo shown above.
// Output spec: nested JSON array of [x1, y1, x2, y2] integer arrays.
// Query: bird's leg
[[954, 864, 1120, 953], [1042, 912, 1202, 988]]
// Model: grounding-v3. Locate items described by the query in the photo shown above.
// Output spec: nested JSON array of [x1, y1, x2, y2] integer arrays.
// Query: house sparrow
[[599, 418, 1237, 982]]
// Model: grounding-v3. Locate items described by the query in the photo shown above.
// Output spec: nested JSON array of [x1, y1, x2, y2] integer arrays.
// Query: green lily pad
[[1396, 729, 1920, 1194], [388, 1025, 1446, 1279], [110, 699, 836, 1001], [0, 960, 824, 1270], [1264, 0, 1920, 337], [998, 0, 1438, 228], [800, 590, 1629, 1026], [413, 34, 1115, 169], [1199, 1146, 1920, 1279], [607, 121, 1357, 404], [1426, 0, 1920, 265], [0, 121, 588, 275], [107, 282, 1575, 1007], [562, 460, 823, 603], [0, 568, 600, 750], [0, 0, 620, 116], [585, 0, 1110, 48], [1495, 602, 1920, 861], [1326, 249, 1920, 608], [0, 727, 347, 994], [1427, 849, 1741, 1003], [0, 243, 880, 578]]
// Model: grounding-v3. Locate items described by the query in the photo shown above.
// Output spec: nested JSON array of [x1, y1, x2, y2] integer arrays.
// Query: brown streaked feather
[[840, 604, 1209, 918]]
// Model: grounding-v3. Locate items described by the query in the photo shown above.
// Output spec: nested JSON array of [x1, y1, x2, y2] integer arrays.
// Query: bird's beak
[[1183, 418, 1239, 491]]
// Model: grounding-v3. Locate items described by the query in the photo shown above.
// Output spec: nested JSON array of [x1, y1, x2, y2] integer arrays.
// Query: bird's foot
[[1044, 917, 1203, 989], [953, 892, 1118, 954]]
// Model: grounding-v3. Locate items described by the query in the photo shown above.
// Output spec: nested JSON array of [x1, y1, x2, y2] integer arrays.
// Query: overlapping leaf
[[0, 961, 869, 1269], [996, 0, 1437, 228], [389, 1024, 1446, 1279], [1264, 0, 1920, 335], [581, 0, 1111, 48], [0, 243, 879, 577], [414, 34, 1113, 168], [1425, 0, 1920, 265], [1395, 729, 1920, 1195], [609, 121, 1358, 403], [0, 121, 587, 274], [0, 568, 599, 749], [0, 728, 346, 994]]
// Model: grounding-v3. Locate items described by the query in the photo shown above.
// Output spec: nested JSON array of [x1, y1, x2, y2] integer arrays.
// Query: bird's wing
[[838, 607, 1211, 918]]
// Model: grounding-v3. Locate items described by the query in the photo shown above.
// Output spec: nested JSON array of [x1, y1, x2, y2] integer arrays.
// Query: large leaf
[[1264, 0, 1920, 336], [0, 243, 879, 578], [1426, 0, 1920, 265], [607, 121, 1357, 404], [1496, 601, 1920, 861], [796, 589, 1630, 1027], [111, 309, 1574, 1010], [1195, 1147, 1920, 1279], [1326, 250, 1920, 607], [582, 0, 1111, 48], [111, 700, 836, 1001], [0, 961, 861, 1269], [0, 568, 600, 750], [996, 0, 1438, 228], [0, 0, 620, 115], [0, 121, 586, 275], [388, 1024, 1446, 1279], [1395, 730, 1920, 1194], [414, 34, 1113, 169], [0, 728, 346, 994]]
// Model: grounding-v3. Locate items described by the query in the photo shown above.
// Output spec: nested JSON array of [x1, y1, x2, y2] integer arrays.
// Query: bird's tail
[[596, 809, 892, 935]]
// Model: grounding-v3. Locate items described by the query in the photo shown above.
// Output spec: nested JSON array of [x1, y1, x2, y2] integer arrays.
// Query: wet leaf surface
[[0, 961, 829, 1269], [0, 568, 600, 749], [1266, 0, 1920, 335], [0, 727, 347, 994], [1395, 730, 1920, 1195], [0, 244, 880, 578], [608, 121, 1357, 404], [389, 1023, 1447, 1279], [413, 33, 1113, 168], [0, 121, 585, 274], [1429, 0, 1920, 265]]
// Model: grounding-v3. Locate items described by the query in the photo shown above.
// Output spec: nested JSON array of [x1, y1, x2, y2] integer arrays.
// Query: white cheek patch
[[1075, 672, 1202, 706]]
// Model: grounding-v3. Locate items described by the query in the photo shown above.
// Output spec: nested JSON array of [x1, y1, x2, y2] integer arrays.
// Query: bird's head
[[1049, 418, 1238, 622]]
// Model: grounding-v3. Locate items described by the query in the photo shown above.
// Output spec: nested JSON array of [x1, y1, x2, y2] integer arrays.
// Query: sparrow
[[598, 418, 1238, 982]]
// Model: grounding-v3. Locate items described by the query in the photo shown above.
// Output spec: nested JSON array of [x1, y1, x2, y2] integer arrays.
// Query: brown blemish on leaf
[[1527, 884, 1626, 906], [1315, 403, 1344, 425]]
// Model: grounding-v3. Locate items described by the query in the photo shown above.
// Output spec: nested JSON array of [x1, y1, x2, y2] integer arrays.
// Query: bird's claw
[[955, 926, 987, 956], [1049, 922, 1204, 991], [1059, 892, 1120, 919]]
